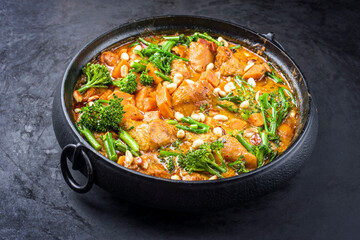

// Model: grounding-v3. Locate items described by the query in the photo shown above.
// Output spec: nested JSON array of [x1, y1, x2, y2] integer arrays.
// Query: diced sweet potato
[[117, 156, 126, 165], [156, 84, 173, 119], [143, 97, 157, 111], [108, 90, 135, 105], [228, 118, 247, 130], [135, 87, 149, 110], [277, 124, 294, 141], [146, 64, 162, 84], [247, 113, 264, 127], [112, 60, 130, 79], [99, 89, 113, 100], [242, 63, 268, 80], [199, 70, 219, 87], [123, 104, 144, 121]]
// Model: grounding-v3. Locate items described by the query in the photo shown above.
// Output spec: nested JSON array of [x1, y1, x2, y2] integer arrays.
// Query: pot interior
[[63, 16, 310, 161]]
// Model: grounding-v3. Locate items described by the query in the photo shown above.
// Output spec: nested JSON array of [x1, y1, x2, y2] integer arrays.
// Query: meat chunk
[[149, 119, 177, 148], [124, 119, 176, 151], [99, 51, 119, 66], [189, 39, 214, 72], [215, 46, 245, 76], [220, 135, 257, 169], [172, 80, 215, 116], [184, 131, 218, 144], [170, 59, 191, 79], [124, 120, 151, 151]]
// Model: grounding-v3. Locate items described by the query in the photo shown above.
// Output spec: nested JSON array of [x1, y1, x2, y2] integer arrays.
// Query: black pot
[[52, 16, 318, 211]]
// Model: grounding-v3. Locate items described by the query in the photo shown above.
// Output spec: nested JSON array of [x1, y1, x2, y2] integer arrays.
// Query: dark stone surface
[[0, 0, 359, 239]]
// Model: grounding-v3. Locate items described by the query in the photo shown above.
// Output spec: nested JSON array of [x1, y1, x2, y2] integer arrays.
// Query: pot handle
[[60, 143, 94, 193], [261, 32, 286, 52]]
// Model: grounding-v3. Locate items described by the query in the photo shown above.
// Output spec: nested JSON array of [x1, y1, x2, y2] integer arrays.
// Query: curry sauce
[[72, 33, 298, 181]]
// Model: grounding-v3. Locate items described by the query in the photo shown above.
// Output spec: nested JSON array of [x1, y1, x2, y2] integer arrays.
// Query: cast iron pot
[[52, 16, 318, 211]]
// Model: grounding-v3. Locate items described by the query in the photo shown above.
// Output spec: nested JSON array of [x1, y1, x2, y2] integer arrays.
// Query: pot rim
[[60, 15, 313, 185]]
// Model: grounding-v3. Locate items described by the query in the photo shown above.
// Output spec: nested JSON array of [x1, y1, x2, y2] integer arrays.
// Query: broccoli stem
[[166, 120, 178, 125], [229, 45, 241, 49], [175, 125, 207, 134], [154, 70, 173, 82], [266, 64, 284, 84], [235, 133, 254, 154], [181, 117, 210, 132], [269, 102, 278, 136], [195, 33, 223, 46], [130, 61, 147, 72], [114, 140, 139, 157], [162, 41, 176, 52], [119, 130, 139, 153], [258, 93, 270, 133], [138, 37, 189, 62], [102, 132, 117, 161], [159, 150, 180, 157], [280, 87, 296, 105], [76, 124, 102, 150], [235, 75, 254, 92], [214, 150, 227, 169]]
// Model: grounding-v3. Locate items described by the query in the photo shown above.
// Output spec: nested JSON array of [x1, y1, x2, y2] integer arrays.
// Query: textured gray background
[[0, 0, 359, 239]]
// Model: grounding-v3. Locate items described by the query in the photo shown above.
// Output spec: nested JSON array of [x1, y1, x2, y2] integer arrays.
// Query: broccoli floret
[[178, 141, 227, 178], [78, 97, 124, 132], [228, 156, 249, 174], [148, 52, 174, 75], [112, 72, 138, 94], [77, 63, 112, 93], [140, 71, 154, 86]]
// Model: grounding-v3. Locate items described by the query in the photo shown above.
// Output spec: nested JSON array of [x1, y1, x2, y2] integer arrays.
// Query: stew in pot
[[72, 32, 298, 180]]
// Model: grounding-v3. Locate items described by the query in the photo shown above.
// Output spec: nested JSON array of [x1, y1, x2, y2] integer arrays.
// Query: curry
[[72, 32, 298, 181]]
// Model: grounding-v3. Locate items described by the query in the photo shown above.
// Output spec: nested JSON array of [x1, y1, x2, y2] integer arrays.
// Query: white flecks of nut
[[191, 113, 201, 121], [219, 90, 227, 97], [206, 62, 214, 71], [213, 114, 228, 121], [173, 73, 184, 84], [88, 101, 94, 107], [134, 45, 142, 52], [166, 83, 178, 94], [121, 65, 128, 77], [217, 37, 229, 47], [73, 90, 83, 103], [177, 129, 185, 138], [88, 95, 99, 102], [192, 139, 204, 148], [209, 175, 218, 180], [185, 79, 195, 84], [240, 100, 250, 109], [215, 71, 221, 79], [74, 108, 81, 113], [141, 159, 149, 169], [213, 127, 224, 137], [244, 128, 259, 138], [248, 77, 256, 87], [125, 150, 133, 166], [175, 112, 184, 121], [255, 91, 261, 103], [244, 59, 256, 72], [198, 113, 206, 122], [134, 59, 140, 63], [214, 87, 221, 96], [171, 175, 181, 180], [121, 52, 129, 61], [224, 82, 236, 93], [290, 110, 297, 118]]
